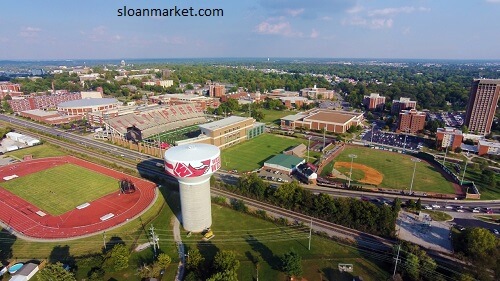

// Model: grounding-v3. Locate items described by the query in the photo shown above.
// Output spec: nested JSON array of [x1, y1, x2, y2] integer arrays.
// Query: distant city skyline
[[1, 0, 500, 60]]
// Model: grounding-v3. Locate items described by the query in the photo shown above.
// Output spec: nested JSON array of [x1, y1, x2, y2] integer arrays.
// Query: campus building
[[436, 127, 463, 150], [280, 109, 364, 134], [299, 85, 335, 100], [178, 116, 264, 149], [391, 97, 417, 114], [464, 79, 500, 135], [57, 98, 120, 116], [20, 109, 82, 125], [208, 83, 226, 97], [477, 139, 500, 156], [363, 93, 386, 111], [263, 154, 305, 175], [7, 92, 83, 112], [397, 109, 426, 134]]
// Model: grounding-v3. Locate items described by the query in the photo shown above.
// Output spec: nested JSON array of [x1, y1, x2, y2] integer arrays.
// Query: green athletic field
[[323, 146, 455, 194], [1, 164, 119, 215], [145, 125, 201, 145], [221, 134, 304, 172]]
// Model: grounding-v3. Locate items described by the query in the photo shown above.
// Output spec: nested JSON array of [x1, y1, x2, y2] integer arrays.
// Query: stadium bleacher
[[105, 104, 206, 139]]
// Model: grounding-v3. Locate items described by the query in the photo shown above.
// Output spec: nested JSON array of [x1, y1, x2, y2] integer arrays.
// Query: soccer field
[[1, 164, 119, 215], [221, 134, 303, 172], [324, 146, 455, 194]]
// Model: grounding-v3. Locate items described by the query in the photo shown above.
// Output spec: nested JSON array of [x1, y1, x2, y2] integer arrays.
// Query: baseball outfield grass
[[221, 134, 304, 172], [1, 164, 119, 215], [322, 146, 455, 194]]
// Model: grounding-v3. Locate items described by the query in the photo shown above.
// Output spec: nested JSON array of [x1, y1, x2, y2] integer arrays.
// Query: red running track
[[0, 156, 157, 240]]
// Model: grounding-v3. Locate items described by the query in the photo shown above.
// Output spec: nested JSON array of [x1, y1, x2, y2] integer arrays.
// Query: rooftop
[[305, 111, 355, 124], [437, 127, 463, 135], [199, 116, 251, 131], [264, 154, 304, 169], [478, 139, 500, 148], [58, 98, 119, 108], [21, 109, 60, 117]]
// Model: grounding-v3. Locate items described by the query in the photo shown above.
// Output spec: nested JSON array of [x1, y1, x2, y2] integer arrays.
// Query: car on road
[[472, 208, 480, 213], [424, 205, 433, 210], [445, 205, 453, 209], [456, 208, 464, 213], [431, 204, 441, 209], [493, 229, 499, 235], [485, 208, 494, 214]]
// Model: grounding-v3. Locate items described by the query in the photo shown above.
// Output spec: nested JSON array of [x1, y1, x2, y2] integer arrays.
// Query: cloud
[[19, 27, 41, 38], [368, 6, 430, 16], [160, 36, 187, 45], [310, 29, 319, 38], [286, 8, 304, 17], [82, 26, 121, 43], [255, 18, 302, 37], [342, 5, 429, 30]]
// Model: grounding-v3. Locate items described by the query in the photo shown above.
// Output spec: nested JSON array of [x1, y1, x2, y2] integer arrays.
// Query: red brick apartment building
[[464, 79, 500, 135], [397, 109, 426, 134], [363, 93, 386, 111], [436, 127, 463, 150], [391, 97, 417, 114]]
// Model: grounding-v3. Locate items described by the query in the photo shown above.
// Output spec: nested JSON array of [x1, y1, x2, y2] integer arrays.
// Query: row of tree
[[222, 173, 398, 238]]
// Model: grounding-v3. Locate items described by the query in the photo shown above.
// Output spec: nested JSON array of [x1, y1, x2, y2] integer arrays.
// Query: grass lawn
[[443, 162, 500, 200], [180, 203, 390, 281], [6, 143, 67, 159], [1, 164, 119, 215], [221, 134, 304, 172], [323, 146, 455, 194], [421, 210, 453, 221], [260, 109, 298, 124]]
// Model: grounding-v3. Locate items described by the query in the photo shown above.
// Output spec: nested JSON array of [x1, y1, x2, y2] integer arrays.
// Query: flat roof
[[475, 78, 500, 84], [305, 111, 354, 124], [264, 154, 304, 169], [281, 114, 304, 122], [58, 98, 119, 108], [478, 139, 500, 148], [199, 116, 250, 131], [21, 109, 60, 117]]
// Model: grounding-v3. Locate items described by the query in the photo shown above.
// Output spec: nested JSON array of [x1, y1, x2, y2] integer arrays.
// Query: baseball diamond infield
[[334, 162, 383, 185], [0, 156, 157, 240]]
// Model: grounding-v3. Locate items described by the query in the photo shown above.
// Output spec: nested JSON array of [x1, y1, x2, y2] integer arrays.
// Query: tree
[[37, 262, 76, 281], [213, 250, 240, 273], [157, 253, 172, 270], [403, 253, 420, 281], [207, 270, 238, 281], [186, 247, 204, 274], [280, 250, 302, 277], [104, 243, 130, 271], [415, 198, 422, 210], [460, 228, 498, 259]]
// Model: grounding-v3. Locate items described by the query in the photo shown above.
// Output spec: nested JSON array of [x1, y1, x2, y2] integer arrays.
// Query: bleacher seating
[[105, 104, 205, 138]]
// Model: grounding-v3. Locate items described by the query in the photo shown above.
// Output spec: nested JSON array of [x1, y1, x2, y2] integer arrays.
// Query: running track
[[0, 156, 157, 240]]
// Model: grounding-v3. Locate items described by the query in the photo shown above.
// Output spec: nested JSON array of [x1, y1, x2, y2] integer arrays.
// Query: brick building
[[436, 127, 463, 150], [397, 109, 426, 134], [464, 79, 500, 135], [363, 93, 386, 111], [391, 97, 417, 114], [281, 109, 364, 134], [7, 93, 83, 112]]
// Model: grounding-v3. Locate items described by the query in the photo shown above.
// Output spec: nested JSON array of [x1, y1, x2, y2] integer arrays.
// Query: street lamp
[[370, 123, 375, 145], [347, 154, 357, 187], [460, 160, 469, 185], [409, 158, 421, 194]]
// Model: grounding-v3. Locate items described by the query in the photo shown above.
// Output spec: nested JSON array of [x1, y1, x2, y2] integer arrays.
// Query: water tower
[[164, 144, 221, 232]]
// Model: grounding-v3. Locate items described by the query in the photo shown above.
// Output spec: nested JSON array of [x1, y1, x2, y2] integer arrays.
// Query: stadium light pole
[[460, 160, 468, 185], [347, 154, 357, 188], [409, 158, 421, 194], [307, 136, 311, 163]]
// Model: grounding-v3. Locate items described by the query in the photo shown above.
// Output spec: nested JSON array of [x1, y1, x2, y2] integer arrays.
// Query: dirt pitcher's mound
[[334, 162, 383, 185]]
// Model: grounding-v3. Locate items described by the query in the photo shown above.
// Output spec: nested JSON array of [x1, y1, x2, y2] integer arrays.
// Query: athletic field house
[[0, 156, 156, 239]]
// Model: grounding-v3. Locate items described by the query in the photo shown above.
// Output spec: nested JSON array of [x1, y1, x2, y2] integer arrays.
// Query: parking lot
[[257, 169, 294, 184], [361, 129, 423, 151], [428, 112, 464, 128]]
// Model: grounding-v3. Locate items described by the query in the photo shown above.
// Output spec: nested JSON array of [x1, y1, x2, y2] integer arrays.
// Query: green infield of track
[[324, 146, 455, 194], [221, 134, 304, 172], [1, 163, 119, 215]]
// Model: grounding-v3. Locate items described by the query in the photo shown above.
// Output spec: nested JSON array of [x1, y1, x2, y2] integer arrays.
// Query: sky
[[1, 0, 500, 60]]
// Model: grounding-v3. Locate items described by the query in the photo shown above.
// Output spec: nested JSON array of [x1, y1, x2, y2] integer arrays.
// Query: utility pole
[[393, 244, 401, 277], [307, 136, 311, 163], [308, 217, 313, 251], [150, 225, 158, 257], [323, 128, 326, 151], [102, 231, 106, 250]]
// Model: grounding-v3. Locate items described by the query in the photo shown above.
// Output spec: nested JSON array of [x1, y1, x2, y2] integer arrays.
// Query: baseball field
[[1, 163, 119, 215], [324, 146, 455, 194]]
